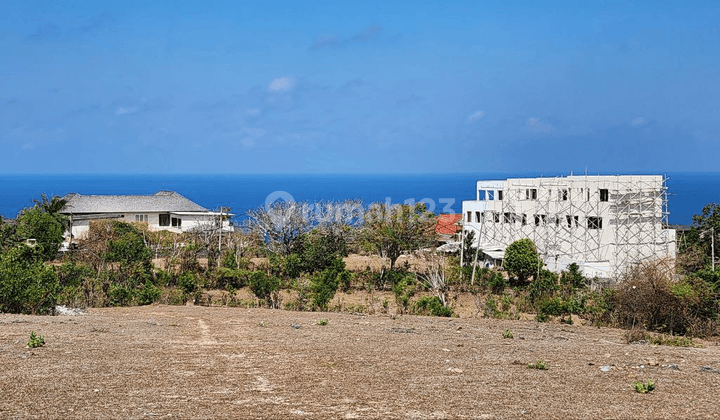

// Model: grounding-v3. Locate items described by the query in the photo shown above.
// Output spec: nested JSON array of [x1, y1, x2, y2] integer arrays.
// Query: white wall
[[462, 175, 675, 278]]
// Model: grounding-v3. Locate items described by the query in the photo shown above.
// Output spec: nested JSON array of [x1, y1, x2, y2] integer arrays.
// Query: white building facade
[[461, 175, 676, 278], [60, 191, 233, 241]]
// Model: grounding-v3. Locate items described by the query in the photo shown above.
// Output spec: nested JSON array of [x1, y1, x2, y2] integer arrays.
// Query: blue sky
[[1, 1, 719, 174]]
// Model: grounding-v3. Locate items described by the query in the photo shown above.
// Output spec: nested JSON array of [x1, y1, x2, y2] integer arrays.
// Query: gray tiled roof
[[60, 191, 209, 214]]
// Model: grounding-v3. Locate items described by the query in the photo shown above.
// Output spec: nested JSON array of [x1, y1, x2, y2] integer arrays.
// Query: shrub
[[249, 271, 281, 308], [560, 263, 586, 290], [392, 277, 416, 314], [56, 261, 93, 288], [57, 285, 84, 308], [647, 334, 697, 347], [0, 245, 59, 314], [108, 284, 133, 306], [311, 259, 348, 310], [163, 287, 188, 306], [528, 269, 558, 302], [503, 329, 513, 339], [177, 271, 200, 295], [27, 331, 45, 348], [316, 319, 329, 326], [632, 379, 655, 393], [478, 268, 507, 294], [136, 282, 161, 305], [528, 360, 548, 370], [613, 260, 719, 336], [154, 269, 173, 287], [212, 267, 246, 290], [413, 296, 453, 317]]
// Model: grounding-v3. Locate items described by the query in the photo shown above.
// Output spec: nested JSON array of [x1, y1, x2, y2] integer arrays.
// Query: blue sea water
[[0, 172, 717, 226]]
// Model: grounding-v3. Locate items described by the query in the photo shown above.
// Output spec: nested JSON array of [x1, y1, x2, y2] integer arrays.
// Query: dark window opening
[[588, 216, 603, 229], [503, 212, 512, 223], [521, 214, 527, 225], [561, 189, 568, 201], [600, 189, 609, 202], [171, 217, 182, 227], [475, 211, 481, 223], [159, 214, 170, 227], [498, 190, 503, 201], [493, 212, 500, 223], [526, 188, 537, 200], [466, 211, 472, 222]]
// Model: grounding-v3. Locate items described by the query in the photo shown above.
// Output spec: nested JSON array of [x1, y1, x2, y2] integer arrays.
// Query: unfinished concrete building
[[461, 175, 676, 278]]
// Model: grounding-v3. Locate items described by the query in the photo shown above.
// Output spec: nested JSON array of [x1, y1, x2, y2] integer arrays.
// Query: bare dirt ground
[[2, 305, 720, 419]]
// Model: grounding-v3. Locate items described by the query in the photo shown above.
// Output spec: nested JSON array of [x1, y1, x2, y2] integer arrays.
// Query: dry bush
[[624, 328, 648, 344], [614, 258, 718, 337]]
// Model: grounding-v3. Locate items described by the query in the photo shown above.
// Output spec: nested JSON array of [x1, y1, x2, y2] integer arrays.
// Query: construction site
[[462, 175, 677, 279]]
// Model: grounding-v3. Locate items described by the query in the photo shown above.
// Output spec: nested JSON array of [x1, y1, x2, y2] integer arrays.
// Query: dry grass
[[1, 305, 720, 419]]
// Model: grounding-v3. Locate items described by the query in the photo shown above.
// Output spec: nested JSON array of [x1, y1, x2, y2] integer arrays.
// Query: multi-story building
[[461, 175, 676, 278]]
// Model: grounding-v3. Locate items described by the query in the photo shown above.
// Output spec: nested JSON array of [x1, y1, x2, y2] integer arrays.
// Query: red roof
[[436, 214, 462, 235]]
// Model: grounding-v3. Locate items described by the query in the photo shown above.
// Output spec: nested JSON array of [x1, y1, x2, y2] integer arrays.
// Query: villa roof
[[59, 191, 209, 214], [436, 213, 462, 235]]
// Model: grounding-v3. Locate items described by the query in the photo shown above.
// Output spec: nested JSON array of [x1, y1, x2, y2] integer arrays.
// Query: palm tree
[[32, 193, 69, 230]]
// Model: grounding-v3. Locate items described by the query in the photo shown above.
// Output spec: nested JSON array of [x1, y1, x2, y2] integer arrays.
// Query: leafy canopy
[[503, 238, 542, 284]]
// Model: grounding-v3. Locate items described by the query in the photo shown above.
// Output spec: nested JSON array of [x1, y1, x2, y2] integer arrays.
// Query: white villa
[[59, 191, 233, 241], [461, 175, 677, 278]]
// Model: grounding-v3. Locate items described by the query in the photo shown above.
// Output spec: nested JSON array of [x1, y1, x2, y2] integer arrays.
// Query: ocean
[[0, 172, 717, 226]]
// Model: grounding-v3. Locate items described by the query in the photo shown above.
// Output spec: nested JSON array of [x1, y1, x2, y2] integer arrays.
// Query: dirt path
[[1, 305, 719, 419]]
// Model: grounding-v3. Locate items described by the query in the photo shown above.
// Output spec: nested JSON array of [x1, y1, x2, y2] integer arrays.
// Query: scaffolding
[[471, 175, 674, 278]]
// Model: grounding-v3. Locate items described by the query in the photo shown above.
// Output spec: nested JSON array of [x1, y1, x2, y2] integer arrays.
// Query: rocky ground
[[1, 304, 720, 419]]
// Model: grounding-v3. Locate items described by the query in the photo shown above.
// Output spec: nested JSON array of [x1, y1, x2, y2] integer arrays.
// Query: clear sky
[[1, 1, 718, 174]]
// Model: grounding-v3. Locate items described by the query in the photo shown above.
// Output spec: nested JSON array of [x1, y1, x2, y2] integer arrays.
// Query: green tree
[[360, 202, 436, 270], [462, 230, 476, 267], [15, 206, 64, 261], [297, 228, 349, 274], [680, 203, 720, 272], [0, 217, 17, 252], [503, 238, 542, 284], [32, 193, 69, 230], [0, 245, 59, 314]]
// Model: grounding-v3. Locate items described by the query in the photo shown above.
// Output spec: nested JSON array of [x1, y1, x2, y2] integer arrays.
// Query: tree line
[[1, 195, 719, 339]]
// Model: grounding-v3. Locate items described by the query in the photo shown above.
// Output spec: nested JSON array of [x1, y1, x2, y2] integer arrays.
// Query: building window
[[493, 212, 500, 223], [521, 214, 527, 225], [566, 215, 579, 228], [475, 211, 481, 223], [135, 214, 148, 223], [600, 189, 609, 202], [534, 214, 547, 226], [503, 212, 513, 223], [479, 190, 486, 200], [159, 214, 170, 227], [588, 216, 603, 229], [171, 217, 182, 227], [488, 190, 495, 200], [466, 211, 471, 222], [498, 190, 503, 201], [560, 189, 568, 201], [526, 188, 537, 200]]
